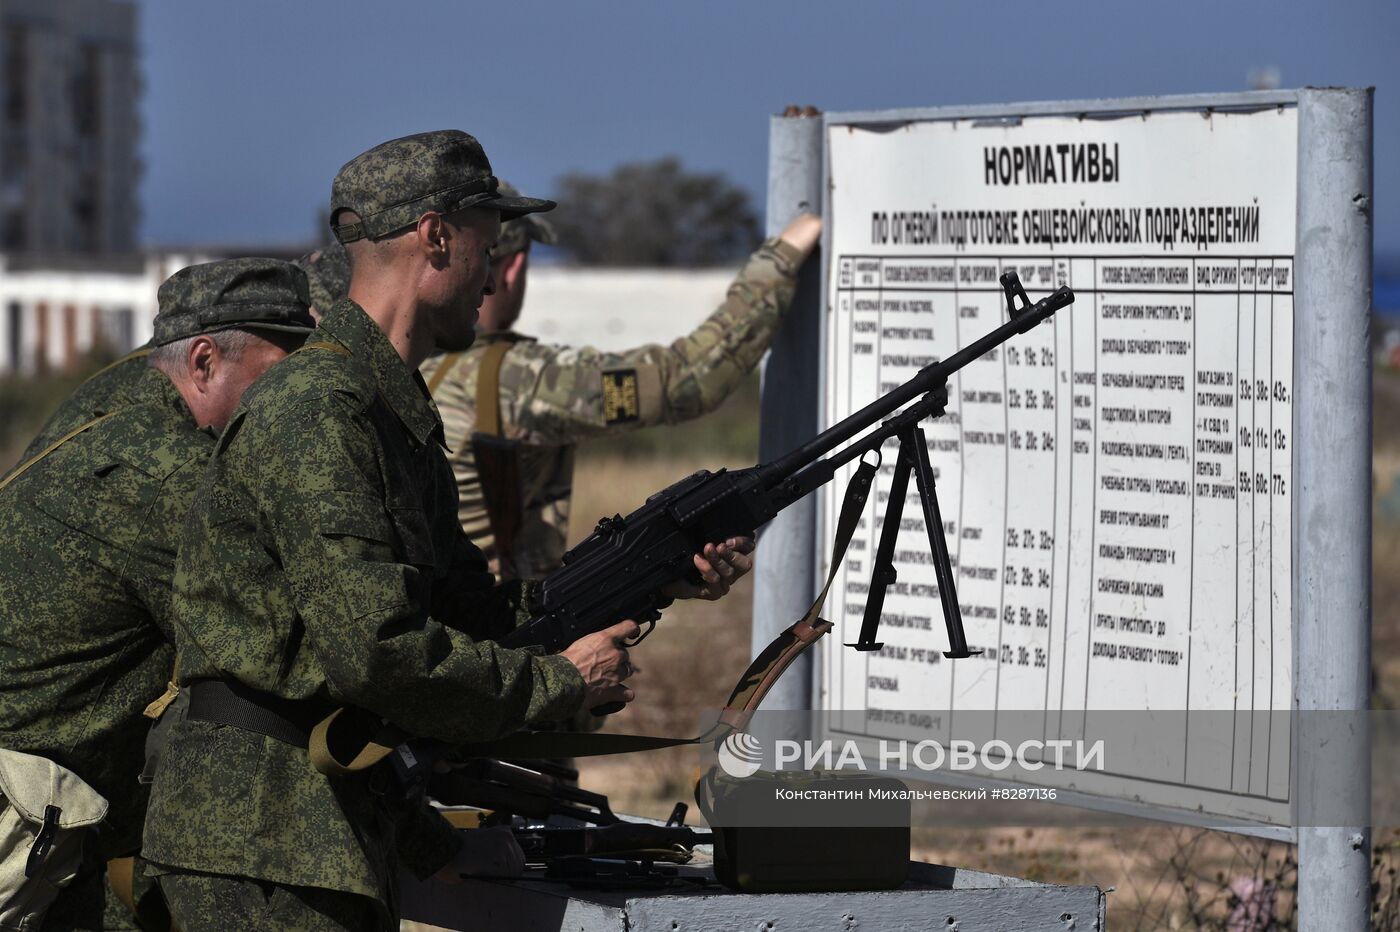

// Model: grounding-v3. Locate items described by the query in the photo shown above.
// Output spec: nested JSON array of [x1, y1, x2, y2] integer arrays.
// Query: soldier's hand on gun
[[433, 825, 526, 882], [664, 536, 756, 602], [561, 619, 640, 710]]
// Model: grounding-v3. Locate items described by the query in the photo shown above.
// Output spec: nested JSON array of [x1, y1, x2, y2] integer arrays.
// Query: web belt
[[184, 679, 325, 748]]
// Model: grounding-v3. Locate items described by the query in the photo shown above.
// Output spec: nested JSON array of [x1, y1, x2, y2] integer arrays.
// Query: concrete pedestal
[[401, 859, 1105, 931]]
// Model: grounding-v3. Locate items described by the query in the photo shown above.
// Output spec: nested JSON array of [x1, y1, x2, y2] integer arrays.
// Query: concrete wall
[[520, 266, 736, 352], [0, 250, 207, 374], [0, 259, 739, 375]]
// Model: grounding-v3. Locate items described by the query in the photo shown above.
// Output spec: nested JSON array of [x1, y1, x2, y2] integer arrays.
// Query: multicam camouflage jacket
[[420, 237, 805, 577], [13, 346, 157, 468], [0, 372, 208, 861], [141, 298, 585, 910]]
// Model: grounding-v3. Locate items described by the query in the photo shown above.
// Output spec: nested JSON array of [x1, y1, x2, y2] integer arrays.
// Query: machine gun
[[499, 272, 1073, 707], [311, 271, 1073, 769]]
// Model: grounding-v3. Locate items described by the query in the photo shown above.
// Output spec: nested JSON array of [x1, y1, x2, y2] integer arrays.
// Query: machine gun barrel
[[758, 281, 1073, 490]]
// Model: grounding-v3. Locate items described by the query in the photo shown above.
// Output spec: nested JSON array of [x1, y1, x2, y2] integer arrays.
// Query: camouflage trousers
[[157, 870, 389, 932]]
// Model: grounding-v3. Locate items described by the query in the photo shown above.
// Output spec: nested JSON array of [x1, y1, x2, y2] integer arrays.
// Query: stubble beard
[[434, 314, 478, 353], [429, 287, 482, 353]]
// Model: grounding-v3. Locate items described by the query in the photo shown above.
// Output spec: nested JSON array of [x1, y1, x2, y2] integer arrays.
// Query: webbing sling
[[425, 335, 525, 403], [88, 346, 152, 381], [425, 352, 461, 394], [467, 339, 526, 577], [1, 345, 153, 485], [306, 457, 879, 773], [472, 341, 513, 436], [0, 411, 120, 494]]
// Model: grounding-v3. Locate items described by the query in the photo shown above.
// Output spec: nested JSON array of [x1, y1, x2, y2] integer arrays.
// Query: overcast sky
[[139, 0, 1399, 256]]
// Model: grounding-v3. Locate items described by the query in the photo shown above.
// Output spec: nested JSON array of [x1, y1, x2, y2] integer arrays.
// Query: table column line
[[1056, 259, 1076, 740], [949, 257, 963, 725], [992, 259, 1010, 725], [1042, 261, 1062, 734], [1265, 257, 1277, 792], [1183, 258, 1200, 783], [1081, 257, 1099, 728]]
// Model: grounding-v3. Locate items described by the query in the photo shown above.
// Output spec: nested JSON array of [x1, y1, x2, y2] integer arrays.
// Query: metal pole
[[1295, 86, 1373, 932], [753, 110, 822, 729]]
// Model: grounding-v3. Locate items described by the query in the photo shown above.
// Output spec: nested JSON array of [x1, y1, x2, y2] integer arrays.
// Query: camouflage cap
[[152, 258, 316, 347], [293, 240, 350, 310], [492, 181, 558, 258], [329, 130, 555, 244]]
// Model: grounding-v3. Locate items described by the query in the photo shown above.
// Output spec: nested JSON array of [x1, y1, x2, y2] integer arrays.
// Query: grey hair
[[147, 327, 261, 377]]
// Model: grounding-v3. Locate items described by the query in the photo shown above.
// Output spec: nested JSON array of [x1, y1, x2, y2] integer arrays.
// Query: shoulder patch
[[600, 368, 641, 425]]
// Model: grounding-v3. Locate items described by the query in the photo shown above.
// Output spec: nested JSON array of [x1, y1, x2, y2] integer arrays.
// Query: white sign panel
[[820, 105, 1297, 825]]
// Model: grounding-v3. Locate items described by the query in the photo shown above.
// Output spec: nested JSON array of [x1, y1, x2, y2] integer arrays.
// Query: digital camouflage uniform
[[12, 345, 157, 470], [141, 296, 585, 928], [419, 236, 805, 577], [0, 377, 206, 931], [0, 259, 317, 930]]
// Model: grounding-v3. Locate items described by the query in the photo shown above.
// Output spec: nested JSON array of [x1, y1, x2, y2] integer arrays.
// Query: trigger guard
[[625, 619, 657, 646]]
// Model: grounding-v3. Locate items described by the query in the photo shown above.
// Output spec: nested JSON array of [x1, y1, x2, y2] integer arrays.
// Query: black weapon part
[[428, 758, 618, 825], [501, 272, 1072, 665], [515, 823, 713, 863], [1001, 269, 1034, 320]]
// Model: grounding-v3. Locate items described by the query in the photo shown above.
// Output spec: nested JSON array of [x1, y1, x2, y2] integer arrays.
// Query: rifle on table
[[498, 272, 1073, 710], [430, 757, 617, 825], [515, 821, 712, 865], [428, 758, 711, 868]]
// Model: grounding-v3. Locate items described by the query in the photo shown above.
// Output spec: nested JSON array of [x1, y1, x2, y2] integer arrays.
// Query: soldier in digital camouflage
[[0, 258, 317, 931], [414, 194, 820, 579], [141, 130, 752, 931]]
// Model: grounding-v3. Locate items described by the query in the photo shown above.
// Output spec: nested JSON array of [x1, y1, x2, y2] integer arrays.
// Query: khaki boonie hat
[[329, 130, 555, 244]]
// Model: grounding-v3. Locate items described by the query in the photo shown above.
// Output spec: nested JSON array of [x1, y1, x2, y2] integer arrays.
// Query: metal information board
[[815, 98, 1306, 828]]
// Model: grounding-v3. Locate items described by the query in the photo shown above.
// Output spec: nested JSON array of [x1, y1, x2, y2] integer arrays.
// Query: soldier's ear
[[187, 335, 217, 390], [417, 212, 449, 265], [501, 249, 529, 289]]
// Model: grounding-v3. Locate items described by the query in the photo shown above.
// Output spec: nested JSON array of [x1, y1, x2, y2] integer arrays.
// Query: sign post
[[753, 110, 823, 731], [1294, 86, 1372, 932], [755, 89, 1374, 928]]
